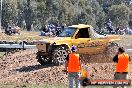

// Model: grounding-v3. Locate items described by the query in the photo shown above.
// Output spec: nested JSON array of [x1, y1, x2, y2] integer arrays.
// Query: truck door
[[72, 28, 104, 54], [72, 28, 91, 54], [86, 39, 105, 54]]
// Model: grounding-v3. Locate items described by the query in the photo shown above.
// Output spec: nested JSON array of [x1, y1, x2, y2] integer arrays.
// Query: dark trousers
[[113, 72, 128, 88]]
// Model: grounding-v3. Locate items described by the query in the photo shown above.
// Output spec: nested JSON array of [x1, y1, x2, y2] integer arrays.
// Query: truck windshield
[[58, 27, 76, 37]]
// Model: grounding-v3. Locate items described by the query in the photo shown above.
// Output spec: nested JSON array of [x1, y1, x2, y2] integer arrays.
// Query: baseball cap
[[71, 45, 77, 52]]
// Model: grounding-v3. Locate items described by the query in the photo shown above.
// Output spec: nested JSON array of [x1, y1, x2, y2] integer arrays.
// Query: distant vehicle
[[35, 24, 120, 65]]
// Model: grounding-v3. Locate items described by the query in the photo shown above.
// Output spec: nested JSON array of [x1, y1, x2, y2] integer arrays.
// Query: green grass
[[0, 83, 131, 88], [0, 83, 67, 88], [0, 31, 44, 41], [0, 52, 5, 57]]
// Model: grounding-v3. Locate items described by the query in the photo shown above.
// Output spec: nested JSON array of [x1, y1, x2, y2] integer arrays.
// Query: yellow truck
[[35, 24, 120, 65]]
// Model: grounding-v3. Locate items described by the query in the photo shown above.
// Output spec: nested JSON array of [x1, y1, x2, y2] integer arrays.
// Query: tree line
[[1, 0, 132, 31]]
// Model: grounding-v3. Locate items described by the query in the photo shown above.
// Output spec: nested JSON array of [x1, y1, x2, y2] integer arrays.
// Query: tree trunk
[[23, 0, 33, 31], [26, 24, 31, 31]]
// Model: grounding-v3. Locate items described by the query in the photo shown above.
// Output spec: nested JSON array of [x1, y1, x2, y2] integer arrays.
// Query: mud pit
[[0, 51, 132, 87], [0, 35, 132, 87]]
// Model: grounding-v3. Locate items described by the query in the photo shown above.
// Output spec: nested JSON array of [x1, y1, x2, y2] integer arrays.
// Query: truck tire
[[52, 46, 69, 65], [36, 54, 52, 65], [106, 42, 119, 58], [80, 77, 91, 87]]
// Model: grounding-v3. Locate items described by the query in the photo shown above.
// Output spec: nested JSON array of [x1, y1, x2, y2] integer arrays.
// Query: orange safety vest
[[68, 53, 81, 72], [116, 53, 129, 72]]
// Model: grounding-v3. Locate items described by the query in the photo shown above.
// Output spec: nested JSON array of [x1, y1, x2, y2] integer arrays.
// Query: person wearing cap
[[65, 45, 81, 88], [113, 47, 131, 88]]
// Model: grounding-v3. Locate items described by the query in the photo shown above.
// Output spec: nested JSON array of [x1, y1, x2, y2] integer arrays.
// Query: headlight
[[36, 42, 50, 52]]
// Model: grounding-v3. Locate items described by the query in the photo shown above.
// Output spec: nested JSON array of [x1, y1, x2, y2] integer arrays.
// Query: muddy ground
[[0, 35, 132, 88]]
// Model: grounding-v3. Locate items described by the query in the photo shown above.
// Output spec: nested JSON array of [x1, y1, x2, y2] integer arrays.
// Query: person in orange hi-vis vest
[[113, 47, 131, 88], [65, 45, 81, 88]]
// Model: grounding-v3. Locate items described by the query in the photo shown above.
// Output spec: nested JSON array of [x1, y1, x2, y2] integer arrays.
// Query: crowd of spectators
[[40, 23, 67, 36], [104, 19, 132, 35], [40, 20, 132, 37], [5, 24, 20, 35]]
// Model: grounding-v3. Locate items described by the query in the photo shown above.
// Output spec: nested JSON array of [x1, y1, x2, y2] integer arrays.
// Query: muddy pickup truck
[[35, 24, 120, 65]]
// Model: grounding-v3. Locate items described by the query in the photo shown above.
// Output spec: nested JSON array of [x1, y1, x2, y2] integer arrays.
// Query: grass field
[[0, 52, 5, 57], [0, 84, 131, 88], [0, 31, 44, 42], [0, 83, 67, 88]]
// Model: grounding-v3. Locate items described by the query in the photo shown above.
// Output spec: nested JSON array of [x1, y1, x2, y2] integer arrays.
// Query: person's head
[[71, 45, 77, 53], [118, 47, 125, 54]]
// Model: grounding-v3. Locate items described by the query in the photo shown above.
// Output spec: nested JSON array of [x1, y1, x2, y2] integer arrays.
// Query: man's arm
[[65, 61, 68, 71], [113, 54, 118, 63], [79, 59, 81, 71], [129, 56, 131, 62], [65, 55, 69, 71]]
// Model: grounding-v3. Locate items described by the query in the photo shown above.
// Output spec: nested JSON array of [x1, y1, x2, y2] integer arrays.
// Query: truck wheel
[[36, 54, 52, 65], [52, 46, 69, 65], [106, 42, 119, 58], [80, 77, 91, 87]]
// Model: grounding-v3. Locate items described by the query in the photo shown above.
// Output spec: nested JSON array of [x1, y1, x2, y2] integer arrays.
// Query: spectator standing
[[113, 47, 131, 88], [105, 19, 113, 34], [65, 46, 81, 88]]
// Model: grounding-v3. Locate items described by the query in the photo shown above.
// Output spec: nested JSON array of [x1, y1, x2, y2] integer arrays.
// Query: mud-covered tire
[[36, 54, 52, 65], [80, 77, 91, 87], [106, 42, 119, 58], [52, 46, 69, 65]]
